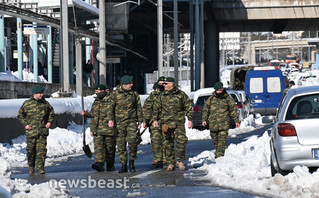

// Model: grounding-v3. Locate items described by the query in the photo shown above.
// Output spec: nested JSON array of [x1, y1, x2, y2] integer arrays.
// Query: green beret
[[157, 76, 166, 82], [153, 82, 158, 89], [32, 85, 44, 94], [105, 84, 110, 89], [95, 84, 106, 90], [120, 75, 133, 84], [214, 81, 223, 90], [165, 77, 175, 83]]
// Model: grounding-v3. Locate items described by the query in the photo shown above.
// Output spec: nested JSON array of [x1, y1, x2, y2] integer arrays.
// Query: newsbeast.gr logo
[[49, 176, 141, 189]]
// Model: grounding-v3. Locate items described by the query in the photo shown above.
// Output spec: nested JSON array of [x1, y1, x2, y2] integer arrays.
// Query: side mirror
[[262, 115, 275, 124]]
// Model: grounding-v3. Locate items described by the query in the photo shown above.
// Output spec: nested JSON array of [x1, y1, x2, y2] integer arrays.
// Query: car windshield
[[286, 94, 319, 120]]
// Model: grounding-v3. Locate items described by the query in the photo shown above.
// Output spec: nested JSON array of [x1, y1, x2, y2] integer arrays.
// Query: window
[[285, 94, 319, 120], [229, 93, 239, 103], [267, 77, 281, 93], [249, 78, 263, 93]]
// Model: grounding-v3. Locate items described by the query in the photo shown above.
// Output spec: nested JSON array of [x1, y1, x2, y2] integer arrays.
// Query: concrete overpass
[[127, 0, 319, 89], [2, 1, 319, 93]]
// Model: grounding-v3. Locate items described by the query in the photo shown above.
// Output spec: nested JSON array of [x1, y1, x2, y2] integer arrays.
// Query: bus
[[285, 55, 299, 65]]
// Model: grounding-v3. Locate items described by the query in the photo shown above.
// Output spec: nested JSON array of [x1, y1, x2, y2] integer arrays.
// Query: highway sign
[[24, 27, 49, 35]]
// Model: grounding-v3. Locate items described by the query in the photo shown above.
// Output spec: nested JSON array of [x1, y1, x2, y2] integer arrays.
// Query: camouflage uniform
[[17, 96, 54, 173], [85, 92, 116, 170], [143, 90, 164, 163], [107, 85, 143, 167], [202, 90, 239, 158], [153, 87, 192, 167]]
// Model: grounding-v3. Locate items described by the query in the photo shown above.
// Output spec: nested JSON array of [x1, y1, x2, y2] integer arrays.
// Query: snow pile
[[187, 131, 319, 197], [0, 157, 73, 197]]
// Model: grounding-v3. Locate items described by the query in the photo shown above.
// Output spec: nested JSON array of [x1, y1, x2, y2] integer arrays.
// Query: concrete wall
[[0, 81, 95, 99], [0, 113, 84, 143]]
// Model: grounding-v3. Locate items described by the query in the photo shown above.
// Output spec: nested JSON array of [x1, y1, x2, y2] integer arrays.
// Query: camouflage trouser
[[93, 135, 116, 165], [150, 125, 163, 162], [163, 124, 188, 166], [116, 120, 138, 165], [210, 130, 228, 158], [26, 135, 47, 171]]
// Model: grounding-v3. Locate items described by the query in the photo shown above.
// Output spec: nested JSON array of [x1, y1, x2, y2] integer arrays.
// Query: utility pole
[[173, 0, 178, 83], [158, 0, 163, 77]]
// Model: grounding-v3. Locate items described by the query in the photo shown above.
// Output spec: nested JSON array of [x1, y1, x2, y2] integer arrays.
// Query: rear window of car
[[285, 94, 319, 120]]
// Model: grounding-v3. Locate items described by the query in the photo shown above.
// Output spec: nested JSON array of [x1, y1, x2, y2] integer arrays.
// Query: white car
[[270, 86, 319, 176], [192, 88, 244, 130]]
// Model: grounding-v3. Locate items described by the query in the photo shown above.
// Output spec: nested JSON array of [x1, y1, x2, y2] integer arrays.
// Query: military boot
[[92, 162, 104, 172], [129, 160, 136, 172], [166, 164, 175, 171], [28, 167, 34, 174], [107, 163, 115, 171], [152, 160, 158, 165], [38, 169, 45, 174], [118, 163, 128, 173], [155, 161, 163, 169], [176, 162, 185, 170]]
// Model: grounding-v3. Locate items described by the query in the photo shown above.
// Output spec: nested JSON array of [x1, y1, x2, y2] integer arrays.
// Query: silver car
[[192, 88, 243, 130], [270, 86, 319, 176]]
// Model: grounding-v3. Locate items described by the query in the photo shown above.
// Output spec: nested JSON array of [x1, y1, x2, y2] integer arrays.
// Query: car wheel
[[270, 155, 290, 176]]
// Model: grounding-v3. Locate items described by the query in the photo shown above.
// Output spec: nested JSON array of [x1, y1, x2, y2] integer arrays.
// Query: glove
[[145, 119, 151, 127], [162, 124, 169, 136]]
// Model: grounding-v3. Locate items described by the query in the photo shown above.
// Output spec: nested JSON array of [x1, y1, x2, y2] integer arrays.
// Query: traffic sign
[[24, 27, 49, 35]]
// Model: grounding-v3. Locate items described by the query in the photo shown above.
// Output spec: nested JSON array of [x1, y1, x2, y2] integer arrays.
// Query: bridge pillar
[[47, 26, 52, 83], [69, 34, 74, 85], [0, 15, 5, 72], [32, 22, 38, 82], [17, 18, 23, 80], [204, 16, 219, 88]]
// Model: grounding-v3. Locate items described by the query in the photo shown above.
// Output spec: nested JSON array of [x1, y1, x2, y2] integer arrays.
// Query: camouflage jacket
[[143, 90, 160, 122], [17, 97, 55, 138], [86, 93, 115, 136], [153, 87, 192, 125], [107, 85, 143, 123], [202, 90, 239, 131]]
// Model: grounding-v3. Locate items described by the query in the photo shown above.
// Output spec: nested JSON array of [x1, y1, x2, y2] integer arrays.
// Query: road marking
[[129, 170, 161, 179]]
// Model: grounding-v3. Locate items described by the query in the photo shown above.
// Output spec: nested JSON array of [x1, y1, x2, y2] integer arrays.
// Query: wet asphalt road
[[11, 124, 271, 198]]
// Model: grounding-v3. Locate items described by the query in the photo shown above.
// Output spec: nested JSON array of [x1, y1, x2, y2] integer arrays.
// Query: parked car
[[270, 86, 319, 176], [269, 60, 281, 69], [192, 88, 244, 130], [235, 90, 255, 118]]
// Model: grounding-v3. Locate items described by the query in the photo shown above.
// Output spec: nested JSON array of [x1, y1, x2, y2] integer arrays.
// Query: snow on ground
[[1, 67, 319, 197]]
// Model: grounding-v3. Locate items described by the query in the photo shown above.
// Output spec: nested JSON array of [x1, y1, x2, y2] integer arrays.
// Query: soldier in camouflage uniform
[[17, 85, 54, 174], [153, 77, 193, 171], [81, 84, 116, 172], [143, 78, 166, 168], [107, 75, 143, 173], [202, 82, 239, 158]]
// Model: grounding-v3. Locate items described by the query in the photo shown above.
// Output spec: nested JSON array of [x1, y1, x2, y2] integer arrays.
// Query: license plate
[[314, 150, 319, 159]]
